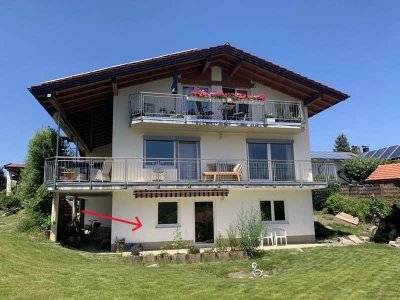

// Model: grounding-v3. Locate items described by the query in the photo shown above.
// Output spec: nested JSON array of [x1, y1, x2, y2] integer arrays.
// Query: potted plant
[[186, 244, 201, 263], [129, 246, 143, 263], [265, 113, 276, 123]]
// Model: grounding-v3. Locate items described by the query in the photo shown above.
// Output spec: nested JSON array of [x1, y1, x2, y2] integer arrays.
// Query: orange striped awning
[[133, 189, 229, 198]]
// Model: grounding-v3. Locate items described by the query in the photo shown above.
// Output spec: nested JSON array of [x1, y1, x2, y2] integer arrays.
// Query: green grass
[[1, 211, 400, 299]]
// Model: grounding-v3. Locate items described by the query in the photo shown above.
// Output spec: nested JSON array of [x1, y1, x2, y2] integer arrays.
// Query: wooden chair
[[203, 163, 243, 182]]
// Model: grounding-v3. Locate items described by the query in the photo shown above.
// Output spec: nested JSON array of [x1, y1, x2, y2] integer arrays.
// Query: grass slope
[[1, 212, 399, 299]]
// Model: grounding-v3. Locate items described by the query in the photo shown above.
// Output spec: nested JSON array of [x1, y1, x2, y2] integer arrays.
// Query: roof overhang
[[29, 44, 349, 151]]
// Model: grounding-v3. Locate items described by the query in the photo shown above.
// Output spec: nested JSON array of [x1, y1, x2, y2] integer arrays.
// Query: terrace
[[44, 157, 337, 190], [129, 92, 304, 128]]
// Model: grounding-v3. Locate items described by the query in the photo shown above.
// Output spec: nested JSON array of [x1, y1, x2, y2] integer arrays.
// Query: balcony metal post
[[89, 159, 93, 190], [124, 159, 127, 189]]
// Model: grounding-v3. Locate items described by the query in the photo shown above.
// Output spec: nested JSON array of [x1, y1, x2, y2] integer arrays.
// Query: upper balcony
[[44, 157, 337, 191], [129, 92, 305, 132]]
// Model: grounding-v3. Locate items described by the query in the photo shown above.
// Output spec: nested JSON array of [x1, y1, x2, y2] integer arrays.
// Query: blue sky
[[1, 1, 399, 166]]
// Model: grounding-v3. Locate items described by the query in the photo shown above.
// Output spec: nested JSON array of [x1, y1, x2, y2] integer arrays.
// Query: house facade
[[29, 44, 348, 249]]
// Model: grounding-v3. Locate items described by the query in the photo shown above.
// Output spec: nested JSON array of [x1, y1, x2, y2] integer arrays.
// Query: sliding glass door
[[178, 141, 199, 181], [248, 142, 294, 181]]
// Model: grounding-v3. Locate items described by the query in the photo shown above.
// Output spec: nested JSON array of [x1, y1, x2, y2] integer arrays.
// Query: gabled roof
[[28, 43, 349, 151], [311, 151, 357, 160], [366, 163, 400, 182]]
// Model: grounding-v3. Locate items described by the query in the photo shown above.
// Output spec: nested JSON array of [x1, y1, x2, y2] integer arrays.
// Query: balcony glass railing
[[44, 157, 336, 188], [129, 92, 304, 126]]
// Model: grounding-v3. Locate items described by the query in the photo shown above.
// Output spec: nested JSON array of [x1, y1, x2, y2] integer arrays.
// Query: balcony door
[[178, 141, 199, 181], [248, 142, 294, 181]]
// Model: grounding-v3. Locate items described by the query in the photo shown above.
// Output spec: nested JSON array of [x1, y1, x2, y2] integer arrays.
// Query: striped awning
[[133, 189, 229, 198]]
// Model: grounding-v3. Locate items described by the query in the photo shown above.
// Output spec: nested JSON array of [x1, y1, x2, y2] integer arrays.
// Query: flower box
[[201, 252, 216, 262], [187, 90, 266, 103], [157, 254, 171, 263], [229, 251, 245, 260], [143, 254, 157, 263], [171, 253, 187, 263], [128, 255, 143, 263], [187, 253, 201, 263], [216, 252, 230, 261]]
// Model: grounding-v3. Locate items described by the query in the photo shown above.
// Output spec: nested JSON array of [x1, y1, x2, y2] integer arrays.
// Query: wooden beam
[[229, 60, 242, 77], [112, 78, 118, 96], [304, 93, 323, 106], [201, 58, 211, 75], [48, 95, 91, 152]]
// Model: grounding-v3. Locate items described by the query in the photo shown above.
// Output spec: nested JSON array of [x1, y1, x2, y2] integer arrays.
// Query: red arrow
[[81, 210, 142, 231]]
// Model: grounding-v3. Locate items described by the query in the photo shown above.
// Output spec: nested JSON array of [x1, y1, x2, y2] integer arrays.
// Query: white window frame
[[260, 200, 288, 224]]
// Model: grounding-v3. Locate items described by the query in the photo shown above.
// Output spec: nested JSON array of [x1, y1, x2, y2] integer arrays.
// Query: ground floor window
[[260, 200, 286, 221], [158, 202, 178, 225]]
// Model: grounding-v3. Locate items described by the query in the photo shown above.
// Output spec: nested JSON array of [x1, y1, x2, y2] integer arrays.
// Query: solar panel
[[389, 146, 400, 160], [372, 147, 387, 158], [364, 150, 378, 158], [380, 145, 399, 159]]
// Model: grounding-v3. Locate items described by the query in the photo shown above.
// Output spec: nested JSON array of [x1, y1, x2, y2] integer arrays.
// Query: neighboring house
[[311, 151, 357, 183], [366, 163, 400, 184], [28, 44, 349, 249], [2, 163, 24, 195], [359, 145, 400, 161]]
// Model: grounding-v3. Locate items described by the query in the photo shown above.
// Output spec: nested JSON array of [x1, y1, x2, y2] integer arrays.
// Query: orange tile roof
[[367, 163, 400, 182]]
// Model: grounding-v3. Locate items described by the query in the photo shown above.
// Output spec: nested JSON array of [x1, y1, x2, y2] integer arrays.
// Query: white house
[[29, 44, 349, 250]]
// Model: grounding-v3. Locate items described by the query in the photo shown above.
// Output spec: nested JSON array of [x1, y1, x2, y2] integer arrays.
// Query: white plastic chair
[[272, 228, 287, 246], [259, 226, 274, 247]]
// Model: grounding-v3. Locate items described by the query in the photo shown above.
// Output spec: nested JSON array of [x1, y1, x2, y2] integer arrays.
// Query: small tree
[[234, 207, 263, 257], [0, 168, 6, 191], [333, 133, 351, 152], [18, 127, 67, 231], [342, 157, 387, 183]]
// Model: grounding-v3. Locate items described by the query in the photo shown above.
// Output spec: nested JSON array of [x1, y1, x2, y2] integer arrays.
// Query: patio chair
[[203, 163, 243, 182], [259, 225, 274, 247], [272, 228, 287, 246], [92, 160, 112, 182]]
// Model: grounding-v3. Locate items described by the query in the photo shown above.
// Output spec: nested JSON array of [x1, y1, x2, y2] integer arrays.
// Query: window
[[144, 140, 174, 167], [260, 201, 286, 222], [247, 141, 294, 181], [158, 202, 178, 225]]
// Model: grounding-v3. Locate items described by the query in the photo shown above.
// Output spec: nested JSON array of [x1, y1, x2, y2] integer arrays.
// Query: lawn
[[1, 212, 400, 299]]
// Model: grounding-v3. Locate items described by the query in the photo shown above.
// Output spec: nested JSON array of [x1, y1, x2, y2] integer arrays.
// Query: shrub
[[325, 193, 391, 222], [187, 244, 200, 254], [226, 224, 239, 251], [215, 233, 228, 252], [234, 208, 263, 257], [171, 228, 184, 249], [17, 212, 50, 232], [342, 158, 387, 183], [0, 193, 22, 210], [312, 183, 340, 211]]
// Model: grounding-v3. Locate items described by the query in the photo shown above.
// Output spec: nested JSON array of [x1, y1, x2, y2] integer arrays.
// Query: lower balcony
[[44, 157, 337, 190]]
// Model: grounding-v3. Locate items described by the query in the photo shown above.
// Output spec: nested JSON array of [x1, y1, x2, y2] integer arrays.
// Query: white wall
[[83, 195, 112, 227], [111, 189, 314, 245]]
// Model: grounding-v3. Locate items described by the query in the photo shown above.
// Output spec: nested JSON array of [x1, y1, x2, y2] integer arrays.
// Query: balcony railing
[[44, 157, 336, 189], [129, 92, 304, 127]]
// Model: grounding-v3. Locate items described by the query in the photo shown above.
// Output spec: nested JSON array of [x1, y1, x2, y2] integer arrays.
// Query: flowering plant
[[187, 90, 266, 102]]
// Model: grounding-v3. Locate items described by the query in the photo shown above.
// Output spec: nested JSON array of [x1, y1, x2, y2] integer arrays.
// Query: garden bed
[[127, 250, 247, 264]]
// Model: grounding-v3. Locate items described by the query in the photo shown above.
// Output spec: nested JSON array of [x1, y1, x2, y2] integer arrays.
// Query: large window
[[144, 140, 175, 167], [248, 141, 294, 181], [260, 201, 286, 222], [158, 202, 178, 225]]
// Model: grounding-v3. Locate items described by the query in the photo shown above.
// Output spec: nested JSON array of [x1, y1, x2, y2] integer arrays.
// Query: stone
[[347, 235, 364, 244], [359, 236, 370, 242], [143, 255, 157, 263], [297, 248, 304, 252], [368, 225, 378, 233], [201, 252, 216, 262], [146, 264, 159, 268]]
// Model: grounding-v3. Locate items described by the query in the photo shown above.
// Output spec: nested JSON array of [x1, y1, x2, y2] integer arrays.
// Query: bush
[[234, 208, 263, 257], [312, 183, 340, 211], [0, 193, 22, 210], [342, 158, 387, 183], [17, 212, 51, 232], [215, 233, 228, 252], [226, 224, 239, 251], [325, 193, 391, 222], [187, 244, 200, 254], [171, 228, 184, 249]]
